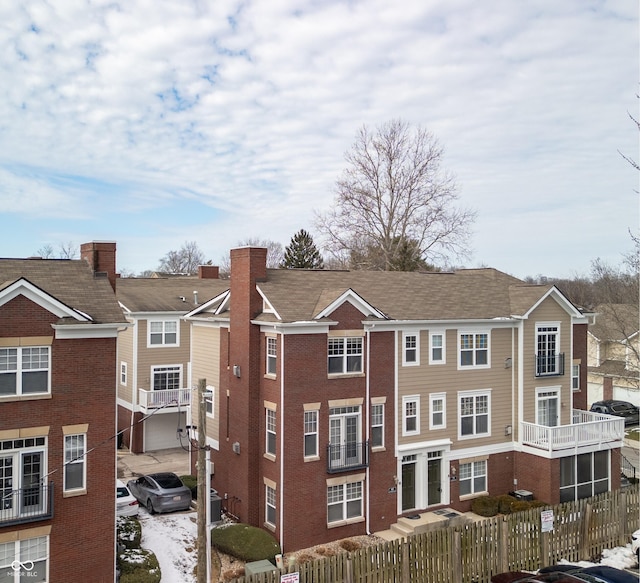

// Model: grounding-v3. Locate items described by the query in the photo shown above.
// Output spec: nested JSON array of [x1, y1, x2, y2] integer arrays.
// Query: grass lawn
[[625, 426, 639, 442]]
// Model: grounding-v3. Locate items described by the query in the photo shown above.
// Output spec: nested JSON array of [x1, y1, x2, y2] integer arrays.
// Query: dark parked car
[[492, 565, 638, 583], [590, 400, 639, 426], [127, 472, 192, 514]]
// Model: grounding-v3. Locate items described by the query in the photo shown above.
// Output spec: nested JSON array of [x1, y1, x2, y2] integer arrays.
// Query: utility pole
[[196, 378, 208, 583]]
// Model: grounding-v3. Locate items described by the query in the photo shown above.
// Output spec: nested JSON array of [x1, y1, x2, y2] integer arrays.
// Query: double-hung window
[[459, 460, 487, 496], [266, 337, 277, 375], [265, 485, 276, 526], [328, 337, 363, 374], [459, 333, 489, 368], [0, 536, 49, 582], [459, 390, 490, 438], [572, 364, 580, 391], [402, 396, 420, 436], [429, 393, 446, 429], [205, 385, 214, 417], [327, 480, 363, 524], [371, 403, 384, 448], [0, 347, 50, 396], [266, 408, 276, 456], [403, 334, 418, 366], [430, 332, 445, 364], [148, 320, 178, 346], [64, 434, 86, 492], [304, 410, 318, 458], [120, 362, 127, 386]]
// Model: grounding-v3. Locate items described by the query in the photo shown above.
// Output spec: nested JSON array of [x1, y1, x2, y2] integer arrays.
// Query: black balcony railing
[[534, 353, 565, 377], [0, 482, 54, 526], [326, 441, 369, 474]]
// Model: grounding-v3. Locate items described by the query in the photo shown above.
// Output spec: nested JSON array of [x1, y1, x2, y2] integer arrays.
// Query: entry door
[[426, 457, 442, 506], [537, 390, 559, 427], [21, 452, 43, 513], [401, 456, 416, 511], [0, 456, 13, 513]]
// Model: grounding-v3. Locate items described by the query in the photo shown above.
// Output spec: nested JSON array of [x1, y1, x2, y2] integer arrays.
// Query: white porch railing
[[138, 388, 191, 410], [520, 409, 625, 452]]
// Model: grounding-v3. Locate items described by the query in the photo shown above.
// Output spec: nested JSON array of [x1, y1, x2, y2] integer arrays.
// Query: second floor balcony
[[327, 441, 369, 473], [0, 482, 54, 527], [520, 409, 624, 452], [138, 387, 191, 410]]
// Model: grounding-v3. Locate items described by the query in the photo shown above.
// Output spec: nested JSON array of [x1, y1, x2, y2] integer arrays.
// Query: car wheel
[[146, 499, 155, 515]]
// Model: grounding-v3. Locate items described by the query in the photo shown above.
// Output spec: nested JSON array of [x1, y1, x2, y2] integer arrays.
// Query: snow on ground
[[138, 508, 198, 582], [136, 508, 638, 582]]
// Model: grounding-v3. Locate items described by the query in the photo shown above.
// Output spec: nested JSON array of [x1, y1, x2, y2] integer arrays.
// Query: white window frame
[[0, 346, 51, 396], [429, 393, 446, 430], [151, 365, 182, 392], [265, 484, 276, 527], [266, 408, 276, 456], [328, 336, 363, 375], [402, 333, 419, 366], [371, 403, 385, 448], [458, 390, 491, 439], [459, 460, 487, 497], [535, 322, 561, 376], [429, 331, 446, 364], [205, 385, 215, 418], [572, 363, 580, 391], [402, 395, 420, 437], [120, 362, 127, 386], [0, 535, 49, 583], [327, 480, 363, 525], [266, 336, 277, 376], [304, 409, 319, 459], [147, 319, 179, 347], [458, 332, 490, 369], [64, 433, 86, 492]]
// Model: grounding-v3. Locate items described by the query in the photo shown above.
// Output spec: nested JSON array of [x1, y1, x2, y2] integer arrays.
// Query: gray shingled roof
[[117, 277, 230, 313], [0, 258, 127, 324], [256, 268, 554, 323]]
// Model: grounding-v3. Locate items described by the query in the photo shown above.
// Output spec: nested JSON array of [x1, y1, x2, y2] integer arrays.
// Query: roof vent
[[193, 290, 198, 305], [95, 271, 108, 278]]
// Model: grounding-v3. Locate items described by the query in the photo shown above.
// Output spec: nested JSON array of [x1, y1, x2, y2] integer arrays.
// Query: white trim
[[52, 323, 125, 339], [147, 318, 180, 348], [314, 289, 387, 320], [457, 389, 492, 440], [429, 392, 446, 430], [402, 331, 420, 367], [429, 330, 446, 365], [457, 330, 491, 370], [402, 395, 420, 437]]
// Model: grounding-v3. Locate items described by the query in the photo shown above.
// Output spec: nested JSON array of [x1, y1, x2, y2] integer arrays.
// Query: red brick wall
[[80, 241, 117, 291], [572, 323, 588, 411], [514, 452, 557, 504], [0, 296, 117, 582]]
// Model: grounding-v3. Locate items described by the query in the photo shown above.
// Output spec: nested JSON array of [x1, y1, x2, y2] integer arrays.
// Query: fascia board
[[314, 289, 386, 320], [52, 323, 129, 339], [254, 321, 333, 335], [520, 287, 583, 320], [365, 318, 519, 331], [183, 290, 230, 318]]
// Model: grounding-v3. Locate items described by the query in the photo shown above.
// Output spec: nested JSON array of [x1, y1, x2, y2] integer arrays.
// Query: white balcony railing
[[520, 409, 625, 452], [138, 388, 191, 410]]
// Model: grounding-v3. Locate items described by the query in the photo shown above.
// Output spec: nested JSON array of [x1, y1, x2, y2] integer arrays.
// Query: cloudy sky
[[1, 0, 637, 278]]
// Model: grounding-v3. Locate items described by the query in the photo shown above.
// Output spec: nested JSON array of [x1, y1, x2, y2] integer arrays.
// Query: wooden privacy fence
[[230, 487, 639, 583]]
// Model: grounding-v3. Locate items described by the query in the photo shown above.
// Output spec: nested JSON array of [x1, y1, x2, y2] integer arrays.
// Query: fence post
[[345, 554, 352, 583], [402, 540, 410, 583], [580, 502, 593, 561], [500, 517, 509, 573], [452, 529, 462, 583]]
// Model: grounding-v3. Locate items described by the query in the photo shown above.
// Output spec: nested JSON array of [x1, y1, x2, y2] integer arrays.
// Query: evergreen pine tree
[[281, 229, 325, 269]]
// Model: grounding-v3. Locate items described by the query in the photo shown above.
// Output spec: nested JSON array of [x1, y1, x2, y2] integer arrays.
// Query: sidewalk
[[117, 446, 192, 480]]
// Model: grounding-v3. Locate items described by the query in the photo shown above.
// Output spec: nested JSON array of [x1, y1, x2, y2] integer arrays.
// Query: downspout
[[365, 326, 371, 535], [129, 318, 138, 452], [279, 332, 285, 551], [517, 318, 525, 447], [394, 329, 399, 517]]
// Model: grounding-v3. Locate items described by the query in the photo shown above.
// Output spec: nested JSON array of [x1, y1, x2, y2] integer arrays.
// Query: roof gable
[[313, 288, 387, 320], [0, 278, 92, 322], [515, 286, 583, 320]]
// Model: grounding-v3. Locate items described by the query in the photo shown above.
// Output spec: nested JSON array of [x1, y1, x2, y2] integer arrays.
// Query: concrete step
[[375, 529, 405, 542]]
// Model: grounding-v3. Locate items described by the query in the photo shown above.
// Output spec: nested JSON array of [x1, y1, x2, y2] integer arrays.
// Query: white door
[[144, 412, 186, 451], [537, 390, 559, 427]]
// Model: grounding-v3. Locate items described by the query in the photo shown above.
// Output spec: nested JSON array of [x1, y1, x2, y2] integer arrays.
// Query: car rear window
[[612, 403, 634, 413], [117, 486, 130, 498], [154, 474, 183, 489]]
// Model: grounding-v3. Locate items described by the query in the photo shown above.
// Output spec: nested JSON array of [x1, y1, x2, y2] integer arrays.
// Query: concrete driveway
[[117, 446, 192, 480]]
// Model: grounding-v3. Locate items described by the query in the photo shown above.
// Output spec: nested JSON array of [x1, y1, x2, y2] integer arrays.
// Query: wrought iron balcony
[[326, 441, 369, 473], [534, 353, 565, 377], [138, 387, 191, 410], [0, 482, 54, 526]]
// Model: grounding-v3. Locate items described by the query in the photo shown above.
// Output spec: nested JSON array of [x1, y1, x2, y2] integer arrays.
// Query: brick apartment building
[[0, 242, 127, 583], [185, 247, 624, 552]]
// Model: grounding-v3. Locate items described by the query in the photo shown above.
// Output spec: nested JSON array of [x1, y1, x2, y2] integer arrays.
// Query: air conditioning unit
[[232, 442, 240, 454], [512, 489, 533, 501]]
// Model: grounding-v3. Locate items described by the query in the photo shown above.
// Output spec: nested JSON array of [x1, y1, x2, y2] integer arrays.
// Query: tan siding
[[135, 319, 191, 390], [398, 327, 516, 451], [191, 324, 221, 443], [522, 297, 573, 425], [117, 323, 135, 403]]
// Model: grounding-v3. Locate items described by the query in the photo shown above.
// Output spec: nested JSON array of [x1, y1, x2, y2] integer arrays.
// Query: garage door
[[144, 411, 186, 452]]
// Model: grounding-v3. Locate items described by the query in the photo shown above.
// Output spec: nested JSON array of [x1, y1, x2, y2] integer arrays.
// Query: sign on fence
[[541, 509, 554, 532], [280, 572, 299, 583]]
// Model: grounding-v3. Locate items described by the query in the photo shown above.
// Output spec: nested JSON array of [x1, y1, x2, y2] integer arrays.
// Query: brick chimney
[[198, 265, 219, 279], [226, 246, 267, 526], [80, 241, 117, 291]]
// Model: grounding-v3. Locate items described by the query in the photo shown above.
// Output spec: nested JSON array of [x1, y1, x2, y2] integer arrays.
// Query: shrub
[[496, 494, 518, 514], [117, 516, 142, 549], [339, 539, 361, 552], [211, 524, 281, 563], [180, 475, 198, 500], [118, 548, 161, 583], [471, 496, 499, 517]]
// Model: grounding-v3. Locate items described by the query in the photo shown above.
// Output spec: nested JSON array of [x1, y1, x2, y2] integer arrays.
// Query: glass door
[[401, 455, 416, 511]]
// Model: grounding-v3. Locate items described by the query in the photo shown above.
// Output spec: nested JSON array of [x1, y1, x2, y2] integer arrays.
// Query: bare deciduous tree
[[315, 119, 476, 271], [158, 241, 207, 275], [35, 242, 78, 259], [219, 238, 284, 277]]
